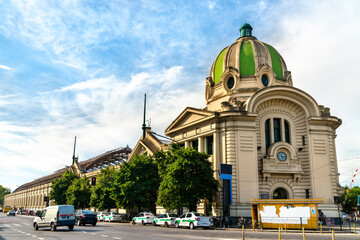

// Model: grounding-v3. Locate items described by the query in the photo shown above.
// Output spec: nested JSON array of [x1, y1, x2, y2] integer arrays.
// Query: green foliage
[[341, 186, 360, 213], [50, 170, 78, 205], [154, 144, 218, 211], [66, 176, 91, 209], [90, 167, 117, 211], [111, 154, 160, 212], [0, 185, 11, 206]]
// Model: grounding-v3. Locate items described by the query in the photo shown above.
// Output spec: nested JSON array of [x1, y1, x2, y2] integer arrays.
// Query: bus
[[4, 206, 11, 213]]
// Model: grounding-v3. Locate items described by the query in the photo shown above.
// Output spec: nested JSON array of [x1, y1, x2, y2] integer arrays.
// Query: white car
[[104, 212, 122, 222], [33, 205, 75, 231], [97, 212, 106, 221], [174, 212, 211, 229], [153, 213, 178, 227], [132, 212, 155, 225]]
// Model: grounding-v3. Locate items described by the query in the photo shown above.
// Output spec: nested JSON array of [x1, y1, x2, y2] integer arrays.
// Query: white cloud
[[0, 64, 11, 70]]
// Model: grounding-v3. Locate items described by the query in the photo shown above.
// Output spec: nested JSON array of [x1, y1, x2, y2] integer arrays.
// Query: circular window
[[273, 188, 288, 199], [227, 77, 235, 89], [261, 74, 269, 87]]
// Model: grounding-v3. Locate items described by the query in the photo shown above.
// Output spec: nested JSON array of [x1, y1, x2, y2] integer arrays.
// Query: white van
[[33, 205, 75, 231]]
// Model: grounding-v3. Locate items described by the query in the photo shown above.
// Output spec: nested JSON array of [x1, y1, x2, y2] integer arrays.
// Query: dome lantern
[[240, 23, 253, 37]]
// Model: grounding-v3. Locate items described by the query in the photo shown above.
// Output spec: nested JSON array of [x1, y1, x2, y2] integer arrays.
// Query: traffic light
[[91, 177, 96, 186]]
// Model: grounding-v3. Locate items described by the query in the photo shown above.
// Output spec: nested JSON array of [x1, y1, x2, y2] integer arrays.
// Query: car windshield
[[194, 213, 206, 217], [168, 214, 178, 217], [82, 210, 95, 214], [145, 213, 154, 216], [112, 213, 120, 215]]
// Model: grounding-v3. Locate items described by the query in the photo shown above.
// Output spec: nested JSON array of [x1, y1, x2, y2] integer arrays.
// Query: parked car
[[7, 210, 16, 216], [97, 212, 106, 221], [35, 210, 41, 216], [341, 213, 349, 220], [104, 212, 122, 222], [153, 213, 178, 227], [33, 205, 75, 231], [132, 212, 156, 225], [174, 212, 211, 229], [75, 210, 97, 226]]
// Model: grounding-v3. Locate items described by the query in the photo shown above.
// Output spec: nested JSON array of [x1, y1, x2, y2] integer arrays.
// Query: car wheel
[[33, 223, 39, 231], [165, 222, 169, 228], [77, 219, 81, 226], [141, 220, 145, 225], [68, 225, 74, 231], [50, 222, 56, 231], [175, 222, 179, 228], [132, 220, 136, 225], [92, 223, 96, 226], [152, 221, 156, 226], [189, 222, 196, 229]]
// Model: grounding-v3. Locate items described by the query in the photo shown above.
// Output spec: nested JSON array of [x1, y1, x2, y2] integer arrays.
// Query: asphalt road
[[1, 213, 360, 240]]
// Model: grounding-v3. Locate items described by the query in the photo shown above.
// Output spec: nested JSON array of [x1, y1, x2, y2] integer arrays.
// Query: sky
[[0, 0, 359, 192]]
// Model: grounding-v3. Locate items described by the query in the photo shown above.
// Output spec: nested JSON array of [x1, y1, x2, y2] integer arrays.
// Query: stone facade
[[165, 24, 342, 217]]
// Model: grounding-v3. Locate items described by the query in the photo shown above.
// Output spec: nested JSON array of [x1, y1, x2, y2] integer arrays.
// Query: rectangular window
[[191, 140, 198, 151], [273, 118, 281, 142], [265, 119, 270, 150], [302, 136, 306, 146], [206, 136, 214, 155], [306, 189, 310, 199], [285, 120, 290, 144]]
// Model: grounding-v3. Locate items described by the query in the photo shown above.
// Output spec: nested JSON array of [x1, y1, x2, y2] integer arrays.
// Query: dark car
[[75, 210, 97, 226], [7, 210, 16, 216]]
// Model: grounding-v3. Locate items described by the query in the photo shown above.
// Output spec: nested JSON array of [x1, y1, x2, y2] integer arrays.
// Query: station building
[[164, 23, 343, 218]]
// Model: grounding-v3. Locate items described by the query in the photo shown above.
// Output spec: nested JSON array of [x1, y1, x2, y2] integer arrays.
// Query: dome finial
[[239, 23, 253, 37]]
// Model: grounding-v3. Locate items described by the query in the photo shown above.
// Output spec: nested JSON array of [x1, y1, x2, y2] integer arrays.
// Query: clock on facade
[[277, 152, 287, 161]]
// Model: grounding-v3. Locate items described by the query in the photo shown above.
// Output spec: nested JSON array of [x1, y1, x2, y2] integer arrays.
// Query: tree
[[154, 144, 218, 211], [90, 167, 117, 211], [111, 154, 160, 212], [0, 185, 11, 206], [66, 176, 91, 209], [50, 170, 78, 205], [341, 186, 360, 213]]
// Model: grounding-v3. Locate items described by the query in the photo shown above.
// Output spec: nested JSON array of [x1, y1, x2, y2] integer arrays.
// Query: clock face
[[277, 152, 287, 161]]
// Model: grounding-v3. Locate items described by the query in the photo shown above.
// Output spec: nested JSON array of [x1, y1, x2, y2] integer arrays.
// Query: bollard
[[354, 223, 357, 235], [284, 223, 287, 233], [332, 230, 335, 240], [320, 223, 323, 234], [302, 227, 306, 240], [242, 226, 245, 240], [278, 227, 281, 240], [252, 221, 255, 232]]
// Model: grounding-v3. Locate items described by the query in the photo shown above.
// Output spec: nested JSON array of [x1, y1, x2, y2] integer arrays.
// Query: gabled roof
[[127, 130, 169, 162], [165, 107, 215, 135], [12, 146, 132, 193]]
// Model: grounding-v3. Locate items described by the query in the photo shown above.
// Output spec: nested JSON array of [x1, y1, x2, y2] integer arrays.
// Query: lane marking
[[82, 231, 87, 233], [91, 233, 96, 235], [113, 237, 122, 240], [101, 235, 109, 237]]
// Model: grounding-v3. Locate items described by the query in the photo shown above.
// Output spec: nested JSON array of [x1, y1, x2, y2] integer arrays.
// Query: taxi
[[152, 213, 178, 227], [97, 212, 106, 221], [132, 212, 155, 225], [174, 212, 211, 229], [104, 212, 122, 222]]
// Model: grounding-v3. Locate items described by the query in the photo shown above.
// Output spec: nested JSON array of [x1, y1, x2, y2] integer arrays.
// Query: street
[[1, 213, 360, 240]]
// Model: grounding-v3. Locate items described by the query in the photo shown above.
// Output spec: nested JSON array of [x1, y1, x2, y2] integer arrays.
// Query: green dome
[[211, 27, 288, 85]]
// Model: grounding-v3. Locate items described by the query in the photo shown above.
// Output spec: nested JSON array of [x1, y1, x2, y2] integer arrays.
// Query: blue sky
[[1, 0, 359, 191]]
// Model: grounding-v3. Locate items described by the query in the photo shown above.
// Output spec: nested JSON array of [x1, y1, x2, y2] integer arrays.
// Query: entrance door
[[273, 188, 288, 199]]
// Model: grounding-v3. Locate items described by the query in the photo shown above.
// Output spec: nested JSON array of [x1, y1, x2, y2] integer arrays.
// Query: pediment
[[166, 107, 214, 133]]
